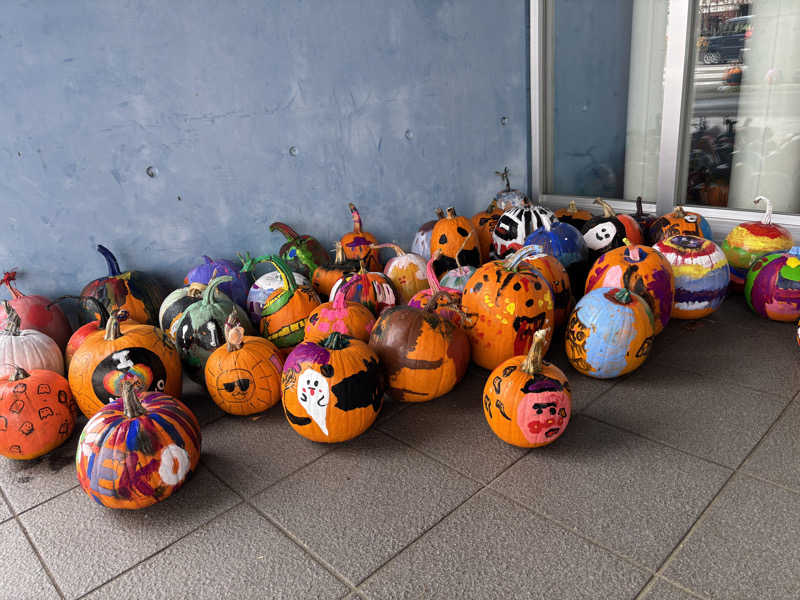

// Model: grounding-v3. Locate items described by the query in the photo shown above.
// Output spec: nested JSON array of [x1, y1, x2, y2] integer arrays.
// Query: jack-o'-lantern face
[[216, 368, 255, 404], [430, 208, 482, 277]]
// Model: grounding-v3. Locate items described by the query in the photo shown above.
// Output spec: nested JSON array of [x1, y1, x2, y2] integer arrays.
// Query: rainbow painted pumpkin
[[654, 235, 729, 319], [305, 278, 376, 343], [483, 330, 571, 448], [0, 270, 71, 350], [648, 206, 713, 244], [184, 255, 250, 309], [329, 264, 398, 316], [269, 222, 330, 279], [745, 247, 800, 322], [76, 381, 201, 509], [340, 203, 381, 272], [565, 288, 654, 379], [258, 256, 321, 348], [373, 243, 428, 304]]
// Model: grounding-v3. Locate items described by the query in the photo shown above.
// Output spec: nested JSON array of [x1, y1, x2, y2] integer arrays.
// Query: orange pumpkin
[[554, 200, 593, 230], [258, 255, 321, 348], [311, 242, 361, 299], [340, 203, 381, 271], [430, 207, 482, 277], [204, 313, 283, 416], [372, 243, 429, 304], [0, 366, 76, 459], [483, 329, 571, 448], [471, 200, 503, 262], [407, 251, 464, 326], [329, 263, 398, 315], [521, 253, 573, 328], [648, 205, 713, 243], [369, 291, 471, 403], [461, 246, 555, 370], [68, 313, 182, 418], [281, 332, 382, 442], [305, 278, 376, 343]]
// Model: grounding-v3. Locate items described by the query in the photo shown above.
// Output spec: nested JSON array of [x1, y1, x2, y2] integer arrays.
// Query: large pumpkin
[[372, 243, 428, 304], [648, 205, 713, 244], [585, 241, 675, 335], [580, 199, 644, 263], [0, 366, 75, 459], [204, 313, 283, 415], [472, 200, 503, 261], [461, 246, 556, 370], [76, 381, 201, 509], [483, 329, 571, 448], [492, 203, 557, 259], [654, 235, 729, 320], [745, 247, 800, 322], [240, 252, 310, 323], [269, 222, 330, 279], [0, 270, 71, 350], [494, 167, 528, 210], [0, 302, 63, 378], [521, 253, 573, 328], [310, 242, 361, 299], [554, 200, 593, 230], [329, 263, 398, 316], [184, 255, 250, 309], [69, 313, 182, 418], [430, 207, 482, 277], [565, 288, 654, 379], [369, 291, 471, 403], [722, 196, 793, 292], [408, 251, 464, 326], [410, 208, 445, 260], [305, 278, 376, 343], [80, 244, 164, 325], [281, 332, 382, 443], [340, 203, 381, 272], [259, 256, 321, 348]]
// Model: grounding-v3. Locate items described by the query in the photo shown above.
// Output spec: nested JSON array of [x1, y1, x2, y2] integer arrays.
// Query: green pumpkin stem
[[201, 275, 233, 306], [348, 203, 364, 233], [521, 329, 548, 375], [121, 380, 148, 419], [264, 256, 298, 294], [321, 331, 351, 350], [593, 198, 616, 218], [224, 311, 245, 352], [8, 365, 29, 381], [269, 222, 301, 242], [755, 196, 774, 225], [2, 302, 21, 336], [614, 288, 633, 304]]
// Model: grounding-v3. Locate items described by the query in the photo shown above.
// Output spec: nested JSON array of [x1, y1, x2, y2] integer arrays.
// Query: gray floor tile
[[585, 362, 785, 467], [741, 396, 800, 491], [704, 294, 790, 337], [0, 430, 80, 515], [20, 467, 239, 599], [84, 504, 347, 600], [201, 410, 332, 497], [491, 416, 731, 569], [253, 430, 480, 584], [638, 578, 707, 600], [360, 489, 649, 600], [0, 520, 60, 600], [180, 376, 226, 426], [664, 474, 800, 600], [378, 368, 527, 482], [0, 492, 11, 523]]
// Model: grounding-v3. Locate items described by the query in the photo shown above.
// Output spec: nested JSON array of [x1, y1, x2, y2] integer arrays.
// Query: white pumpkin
[[373, 243, 428, 304], [0, 303, 63, 377]]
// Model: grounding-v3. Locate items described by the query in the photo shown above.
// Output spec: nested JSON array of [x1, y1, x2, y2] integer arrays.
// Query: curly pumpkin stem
[[371, 242, 406, 257], [321, 331, 351, 350], [269, 222, 301, 242], [202, 275, 233, 306], [97, 244, 122, 276], [348, 203, 363, 233], [521, 329, 548, 375], [121, 379, 148, 419], [495, 166, 511, 192], [0, 270, 23, 299], [754, 196, 774, 225], [435, 208, 445, 220], [224, 310, 245, 352], [593, 198, 616, 218]]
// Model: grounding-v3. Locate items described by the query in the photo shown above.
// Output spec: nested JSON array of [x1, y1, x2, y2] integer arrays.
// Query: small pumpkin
[[580, 199, 644, 263], [340, 203, 381, 272], [411, 208, 445, 260], [745, 247, 800, 322], [492, 202, 557, 259], [630, 196, 657, 238], [80, 244, 164, 325], [430, 207, 482, 277], [584, 240, 675, 334], [69, 312, 182, 418], [281, 332, 382, 443], [0, 302, 63, 378], [269, 222, 330, 279], [310, 242, 361, 299], [521, 253, 573, 328], [472, 200, 503, 262], [0, 270, 71, 350], [407, 251, 464, 326], [259, 256, 322, 348], [494, 167, 528, 210], [184, 255, 250, 309], [524, 220, 588, 298], [372, 243, 428, 304], [305, 278, 376, 343], [76, 380, 201, 509], [565, 288, 654, 379], [369, 291, 471, 403], [554, 200, 593, 230], [654, 235, 729, 320], [0, 366, 75, 459], [648, 205, 713, 244], [330, 262, 398, 316], [204, 312, 284, 415], [722, 196, 793, 292], [483, 329, 571, 448], [240, 252, 310, 324], [461, 246, 556, 370]]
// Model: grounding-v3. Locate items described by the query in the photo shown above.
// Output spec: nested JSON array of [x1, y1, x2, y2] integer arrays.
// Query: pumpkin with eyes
[[340, 203, 382, 272], [411, 208, 445, 260], [430, 207, 482, 278], [0, 270, 71, 350], [269, 222, 330, 279], [648, 205, 713, 244], [258, 256, 322, 348], [184, 255, 250, 309], [580, 199, 644, 263], [554, 200, 593, 230], [492, 202, 557, 259]]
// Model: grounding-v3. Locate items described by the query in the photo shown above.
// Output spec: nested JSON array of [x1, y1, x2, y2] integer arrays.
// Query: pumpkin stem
[[263, 256, 298, 294], [187, 282, 207, 298], [567, 200, 578, 215], [224, 311, 245, 352], [1, 302, 21, 336], [371, 242, 405, 257], [424, 290, 454, 313], [7, 365, 30, 381], [593, 198, 616, 218], [445, 207, 457, 219], [333, 241, 345, 265], [121, 380, 148, 419], [269, 222, 300, 242], [504, 246, 541, 272], [96, 245, 122, 276], [103, 312, 124, 341], [754, 196, 773, 225], [487, 199, 498, 212], [348, 203, 363, 233], [426, 252, 442, 292], [673, 205, 686, 218], [635, 196, 645, 217], [0, 270, 23, 299], [358, 260, 368, 276], [614, 288, 633, 304], [321, 331, 351, 350], [202, 255, 214, 266], [435, 208, 445, 220], [495, 166, 511, 192], [521, 329, 548, 375], [202, 275, 233, 306], [47, 295, 111, 327]]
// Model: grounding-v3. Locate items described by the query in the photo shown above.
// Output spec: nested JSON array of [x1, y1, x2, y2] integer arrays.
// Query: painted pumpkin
[[369, 291, 471, 403], [0, 302, 63, 378], [585, 241, 675, 335], [494, 167, 528, 210], [581, 199, 644, 263], [0, 270, 71, 350], [430, 207, 482, 277], [76, 381, 201, 509], [159, 282, 217, 342], [305, 278, 376, 343], [259, 256, 321, 348], [472, 200, 503, 261], [483, 329, 571, 448], [461, 246, 556, 370], [372, 243, 428, 304], [554, 200, 593, 230], [408, 251, 464, 326], [524, 220, 589, 299], [240, 252, 310, 323], [310, 242, 361, 299], [630, 196, 657, 239], [204, 313, 283, 415], [69, 312, 182, 418], [648, 205, 713, 244], [330, 263, 398, 316], [655, 235, 729, 319], [745, 247, 800, 322], [492, 203, 557, 259], [565, 288, 654, 379], [0, 366, 75, 459], [269, 222, 330, 279], [281, 332, 382, 443], [722, 196, 793, 292], [439, 235, 479, 291], [174, 276, 254, 381], [340, 203, 381, 272], [80, 244, 164, 325], [411, 208, 445, 260], [521, 253, 573, 328], [184, 255, 250, 309]]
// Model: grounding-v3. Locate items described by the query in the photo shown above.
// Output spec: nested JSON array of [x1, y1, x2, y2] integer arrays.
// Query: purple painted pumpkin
[[184, 256, 250, 309]]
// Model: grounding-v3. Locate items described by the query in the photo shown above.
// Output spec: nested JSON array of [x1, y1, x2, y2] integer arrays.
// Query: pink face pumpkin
[[516, 390, 570, 445]]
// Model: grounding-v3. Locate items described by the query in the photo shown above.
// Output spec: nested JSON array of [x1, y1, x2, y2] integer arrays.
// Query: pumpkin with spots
[[340, 203, 381, 272], [305, 277, 376, 343], [472, 200, 503, 261], [430, 207, 482, 278], [520, 253, 573, 328]]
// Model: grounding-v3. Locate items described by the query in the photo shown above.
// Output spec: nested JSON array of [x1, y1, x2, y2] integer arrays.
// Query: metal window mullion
[[529, 0, 547, 201]]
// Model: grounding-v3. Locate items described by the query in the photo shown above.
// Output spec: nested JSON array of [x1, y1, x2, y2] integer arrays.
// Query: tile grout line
[[13, 484, 81, 521], [572, 377, 626, 415], [634, 574, 712, 600]]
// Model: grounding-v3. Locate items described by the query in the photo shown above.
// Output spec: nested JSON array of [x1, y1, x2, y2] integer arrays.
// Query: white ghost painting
[[297, 368, 330, 435], [582, 222, 617, 251]]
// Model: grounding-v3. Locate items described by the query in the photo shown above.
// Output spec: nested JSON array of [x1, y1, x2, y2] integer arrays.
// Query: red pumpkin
[[330, 263, 398, 315], [430, 207, 482, 277], [0, 270, 71, 350], [340, 203, 381, 271]]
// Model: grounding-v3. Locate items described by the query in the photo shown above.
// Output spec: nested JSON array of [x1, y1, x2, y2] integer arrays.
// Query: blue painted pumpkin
[[525, 220, 588, 297], [184, 256, 250, 309]]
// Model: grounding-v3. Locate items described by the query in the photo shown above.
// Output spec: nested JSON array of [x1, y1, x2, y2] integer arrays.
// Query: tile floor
[[1, 294, 799, 599]]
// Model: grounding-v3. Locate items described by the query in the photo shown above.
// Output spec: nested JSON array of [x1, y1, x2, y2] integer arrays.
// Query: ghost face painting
[[297, 368, 330, 435]]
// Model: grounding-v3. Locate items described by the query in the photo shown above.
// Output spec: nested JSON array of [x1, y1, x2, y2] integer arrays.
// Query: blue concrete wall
[[0, 0, 529, 302]]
